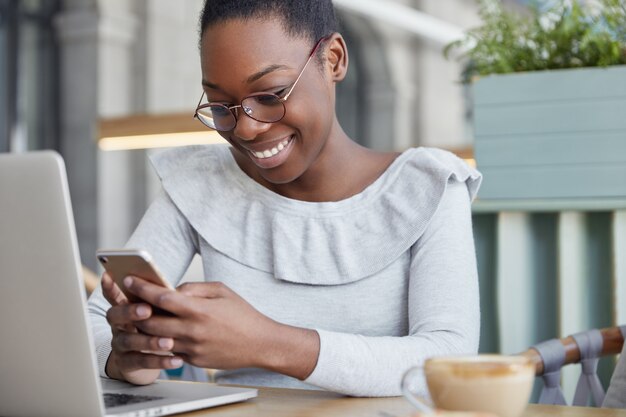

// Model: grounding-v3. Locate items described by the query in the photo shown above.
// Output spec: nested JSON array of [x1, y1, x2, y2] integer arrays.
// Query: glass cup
[[402, 354, 535, 417]]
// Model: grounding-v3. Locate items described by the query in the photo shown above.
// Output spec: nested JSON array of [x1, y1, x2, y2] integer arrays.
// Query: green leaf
[[444, 0, 626, 83]]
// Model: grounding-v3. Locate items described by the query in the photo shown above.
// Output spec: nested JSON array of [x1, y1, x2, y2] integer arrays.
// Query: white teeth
[[251, 137, 292, 159]]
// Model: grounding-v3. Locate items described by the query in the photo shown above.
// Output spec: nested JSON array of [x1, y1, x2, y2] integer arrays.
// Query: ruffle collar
[[150, 144, 481, 285]]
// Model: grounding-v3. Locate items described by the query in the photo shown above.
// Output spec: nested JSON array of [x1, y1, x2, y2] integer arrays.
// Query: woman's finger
[[106, 303, 152, 329], [112, 331, 174, 354], [177, 281, 229, 298], [134, 315, 188, 339], [102, 273, 128, 306], [124, 276, 192, 316], [116, 351, 184, 371]]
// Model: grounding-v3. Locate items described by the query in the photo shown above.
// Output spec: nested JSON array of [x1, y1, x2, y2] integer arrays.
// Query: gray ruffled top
[[88, 143, 483, 396], [151, 144, 481, 285]]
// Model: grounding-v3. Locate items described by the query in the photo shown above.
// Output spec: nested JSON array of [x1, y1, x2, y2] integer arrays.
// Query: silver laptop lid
[[0, 151, 105, 417]]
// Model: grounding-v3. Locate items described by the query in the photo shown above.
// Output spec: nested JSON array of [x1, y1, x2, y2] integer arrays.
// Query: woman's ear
[[325, 33, 348, 82]]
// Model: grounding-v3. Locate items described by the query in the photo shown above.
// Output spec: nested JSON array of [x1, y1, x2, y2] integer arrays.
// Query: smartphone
[[96, 249, 174, 303], [97, 249, 175, 354]]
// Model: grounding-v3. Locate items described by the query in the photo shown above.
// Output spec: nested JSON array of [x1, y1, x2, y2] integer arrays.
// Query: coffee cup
[[402, 354, 535, 417]]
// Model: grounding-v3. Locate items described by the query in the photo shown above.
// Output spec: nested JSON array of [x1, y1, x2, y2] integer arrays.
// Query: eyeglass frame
[[193, 34, 333, 131]]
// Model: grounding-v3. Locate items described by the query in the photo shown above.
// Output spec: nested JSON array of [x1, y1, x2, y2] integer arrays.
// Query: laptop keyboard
[[103, 392, 164, 408]]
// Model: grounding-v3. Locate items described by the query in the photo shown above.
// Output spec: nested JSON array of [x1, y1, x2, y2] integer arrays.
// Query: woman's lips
[[247, 136, 295, 169], [249, 137, 291, 159]]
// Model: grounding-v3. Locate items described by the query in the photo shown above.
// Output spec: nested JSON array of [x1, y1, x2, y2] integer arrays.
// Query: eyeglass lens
[[196, 94, 286, 131]]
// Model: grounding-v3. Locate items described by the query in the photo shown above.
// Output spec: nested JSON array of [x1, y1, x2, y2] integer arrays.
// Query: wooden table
[[179, 386, 626, 417]]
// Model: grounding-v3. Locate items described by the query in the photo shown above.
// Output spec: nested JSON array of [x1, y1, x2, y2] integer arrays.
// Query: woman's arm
[[118, 181, 479, 396], [302, 180, 480, 396], [87, 190, 198, 379]]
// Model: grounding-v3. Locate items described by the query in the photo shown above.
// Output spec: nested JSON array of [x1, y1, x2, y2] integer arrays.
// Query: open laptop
[[0, 151, 257, 417]]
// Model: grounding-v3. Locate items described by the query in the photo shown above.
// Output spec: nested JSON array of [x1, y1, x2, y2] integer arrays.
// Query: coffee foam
[[426, 355, 534, 378]]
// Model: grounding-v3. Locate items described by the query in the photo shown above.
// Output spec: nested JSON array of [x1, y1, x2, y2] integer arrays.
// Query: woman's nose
[[232, 112, 272, 141]]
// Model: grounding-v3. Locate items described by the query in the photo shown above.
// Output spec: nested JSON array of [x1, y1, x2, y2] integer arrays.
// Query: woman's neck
[[232, 127, 400, 203]]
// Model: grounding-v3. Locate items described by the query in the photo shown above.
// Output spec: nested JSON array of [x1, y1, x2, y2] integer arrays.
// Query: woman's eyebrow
[[202, 80, 220, 89], [246, 64, 290, 84], [201, 64, 290, 90]]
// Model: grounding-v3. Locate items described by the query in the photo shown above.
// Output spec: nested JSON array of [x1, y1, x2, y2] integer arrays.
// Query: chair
[[519, 325, 626, 407]]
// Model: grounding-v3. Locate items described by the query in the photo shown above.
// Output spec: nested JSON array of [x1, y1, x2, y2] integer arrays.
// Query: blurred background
[[0, 0, 490, 268], [2, 0, 625, 404]]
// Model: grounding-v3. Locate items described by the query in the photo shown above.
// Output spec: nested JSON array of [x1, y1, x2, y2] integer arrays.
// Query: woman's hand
[[123, 277, 320, 379], [101, 273, 183, 385]]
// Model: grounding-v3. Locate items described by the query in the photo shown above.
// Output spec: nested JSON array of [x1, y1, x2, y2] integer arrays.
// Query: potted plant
[[446, 0, 626, 200]]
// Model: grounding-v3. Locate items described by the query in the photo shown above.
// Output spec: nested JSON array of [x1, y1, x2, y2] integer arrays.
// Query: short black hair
[[198, 0, 338, 47]]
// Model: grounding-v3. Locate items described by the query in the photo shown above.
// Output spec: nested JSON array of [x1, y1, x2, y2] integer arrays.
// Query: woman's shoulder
[[402, 146, 478, 179], [377, 146, 482, 202]]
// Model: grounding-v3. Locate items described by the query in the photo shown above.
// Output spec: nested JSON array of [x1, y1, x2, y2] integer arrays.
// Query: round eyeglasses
[[193, 35, 331, 131]]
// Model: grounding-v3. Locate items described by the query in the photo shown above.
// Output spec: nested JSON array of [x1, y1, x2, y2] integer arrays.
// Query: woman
[[88, 0, 482, 397]]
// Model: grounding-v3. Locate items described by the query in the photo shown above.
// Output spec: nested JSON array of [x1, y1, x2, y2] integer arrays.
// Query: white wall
[[144, 0, 204, 114], [96, 0, 139, 253], [337, 0, 480, 150], [414, 0, 480, 149], [96, 0, 205, 253], [368, 0, 419, 151], [142, 0, 205, 206], [95, 0, 206, 281]]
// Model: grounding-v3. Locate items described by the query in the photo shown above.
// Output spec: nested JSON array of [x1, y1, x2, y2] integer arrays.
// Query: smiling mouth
[[248, 137, 293, 159]]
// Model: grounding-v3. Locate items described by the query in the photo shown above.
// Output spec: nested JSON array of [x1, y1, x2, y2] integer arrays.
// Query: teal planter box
[[473, 65, 626, 200]]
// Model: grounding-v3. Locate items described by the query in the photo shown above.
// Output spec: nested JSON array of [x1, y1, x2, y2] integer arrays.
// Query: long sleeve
[[87, 190, 198, 378], [303, 181, 480, 396], [94, 145, 481, 394]]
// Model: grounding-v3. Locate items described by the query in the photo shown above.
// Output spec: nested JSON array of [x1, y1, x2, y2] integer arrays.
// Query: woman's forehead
[[200, 18, 310, 75]]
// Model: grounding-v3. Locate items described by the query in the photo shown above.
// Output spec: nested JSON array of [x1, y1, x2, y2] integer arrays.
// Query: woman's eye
[[251, 94, 281, 106], [210, 106, 232, 117], [274, 88, 288, 98]]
